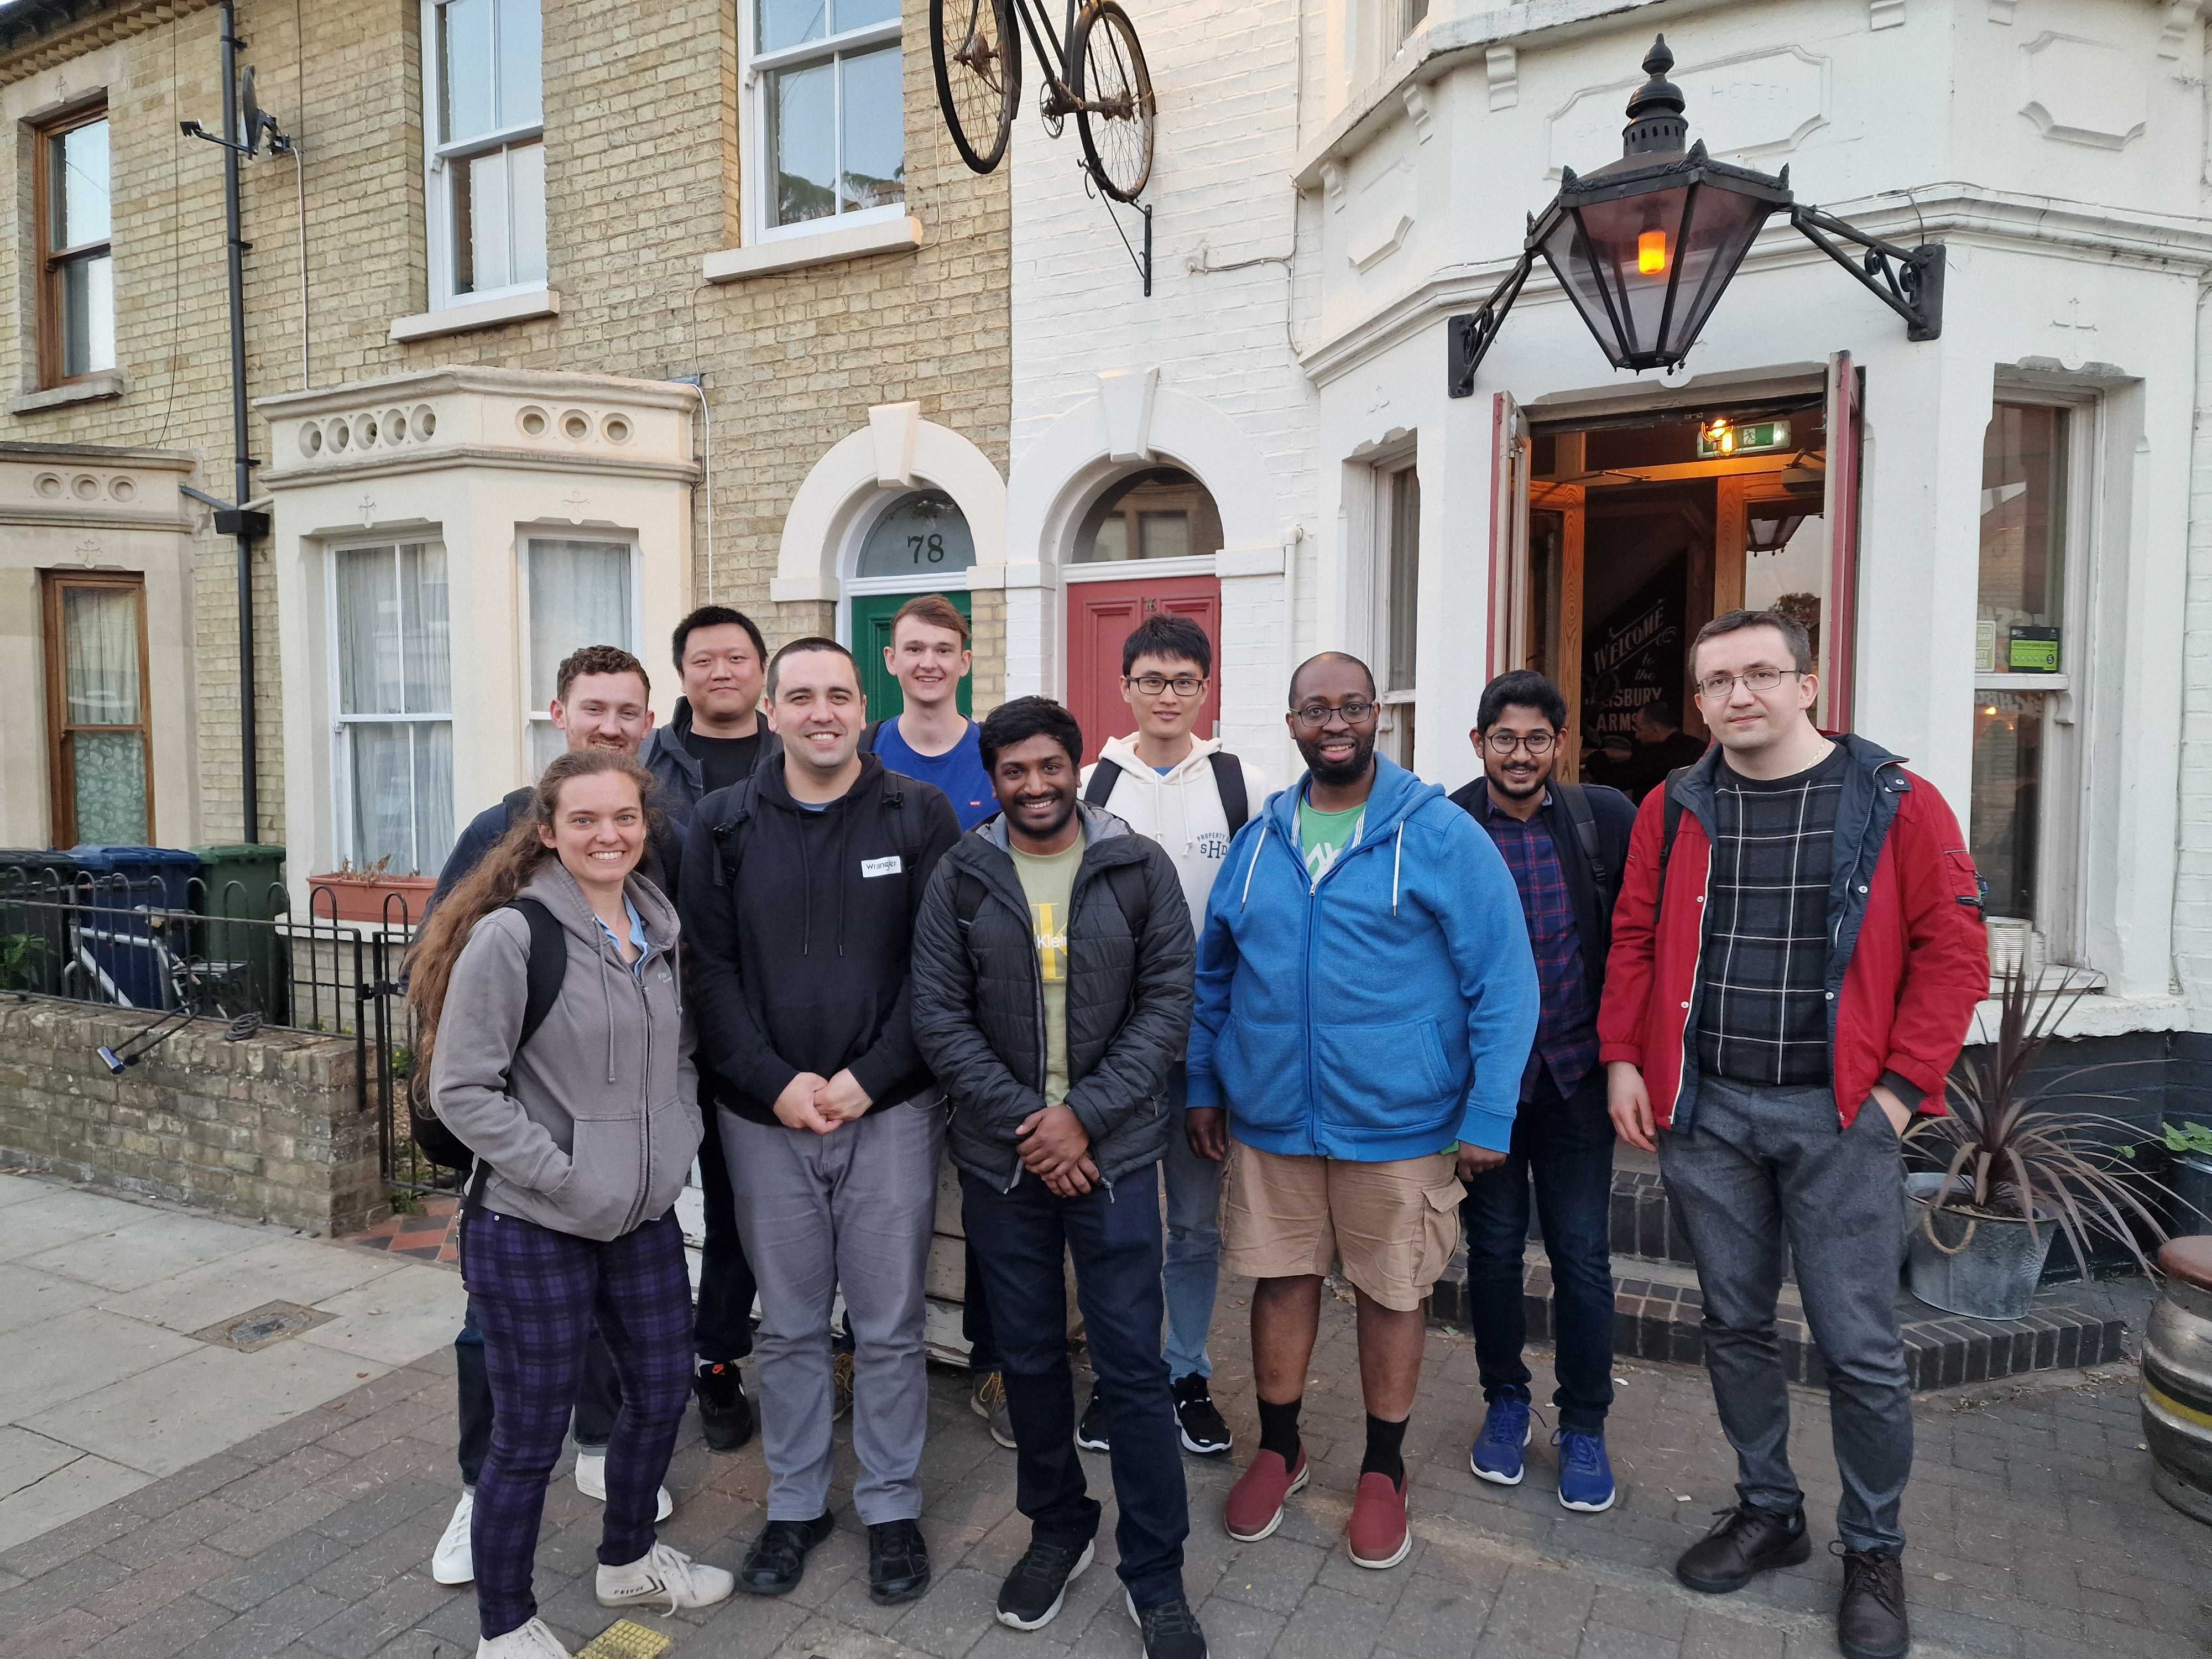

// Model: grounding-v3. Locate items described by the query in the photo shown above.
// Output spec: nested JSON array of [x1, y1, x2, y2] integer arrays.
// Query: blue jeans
[[959, 1166, 1190, 1610], [1160, 1068, 1222, 1381], [1459, 1065, 1616, 1434]]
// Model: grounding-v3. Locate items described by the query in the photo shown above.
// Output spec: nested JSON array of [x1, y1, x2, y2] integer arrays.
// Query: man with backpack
[[1073, 613, 1265, 1460], [679, 639, 961, 1608], [1601, 609, 1987, 1659], [911, 696, 1208, 1659], [1448, 670, 1636, 1513]]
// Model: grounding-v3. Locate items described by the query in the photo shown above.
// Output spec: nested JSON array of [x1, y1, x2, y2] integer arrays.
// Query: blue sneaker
[[1469, 1397, 1531, 1486], [1554, 1428, 1616, 1513]]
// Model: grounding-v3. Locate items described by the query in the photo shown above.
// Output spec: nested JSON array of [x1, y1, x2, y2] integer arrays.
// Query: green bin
[[190, 843, 290, 1023]]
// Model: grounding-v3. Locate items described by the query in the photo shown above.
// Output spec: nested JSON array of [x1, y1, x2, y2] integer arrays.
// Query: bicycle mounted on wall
[[932, 0, 1158, 293]]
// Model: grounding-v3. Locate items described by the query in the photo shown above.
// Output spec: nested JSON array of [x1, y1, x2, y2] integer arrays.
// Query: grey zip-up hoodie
[[429, 863, 702, 1242]]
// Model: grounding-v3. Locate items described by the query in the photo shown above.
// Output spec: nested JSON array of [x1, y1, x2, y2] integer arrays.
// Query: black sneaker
[[1171, 1375, 1232, 1457], [738, 1511, 834, 1595], [1126, 1589, 1209, 1659], [1834, 1543, 1910, 1659], [694, 1361, 754, 1453], [1075, 1390, 1111, 1453], [867, 1519, 931, 1606], [1674, 1503, 1811, 1593], [995, 1537, 1094, 1630]]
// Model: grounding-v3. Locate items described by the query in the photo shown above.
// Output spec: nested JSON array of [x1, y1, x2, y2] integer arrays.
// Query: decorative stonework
[[2020, 33, 2147, 150], [1545, 46, 1829, 178], [1485, 45, 1519, 111]]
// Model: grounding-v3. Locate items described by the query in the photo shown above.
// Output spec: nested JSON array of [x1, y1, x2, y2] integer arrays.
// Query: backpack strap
[[1083, 760, 1121, 810], [1208, 751, 1250, 834], [466, 896, 566, 1220], [704, 777, 759, 889], [1550, 781, 1612, 912], [1655, 766, 1691, 920], [1102, 859, 1152, 937], [858, 719, 880, 755]]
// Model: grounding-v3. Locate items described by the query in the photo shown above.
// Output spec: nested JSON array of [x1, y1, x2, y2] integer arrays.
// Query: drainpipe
[[220, 1, 260, 843]]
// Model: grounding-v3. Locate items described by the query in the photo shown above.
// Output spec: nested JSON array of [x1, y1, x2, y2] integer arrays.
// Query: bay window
[[524, 536, 637, 772], [332, 542, 455, 875]]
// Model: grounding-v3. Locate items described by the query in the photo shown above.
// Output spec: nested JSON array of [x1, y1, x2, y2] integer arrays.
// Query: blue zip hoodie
[[1187, 755, 1540, 1159]]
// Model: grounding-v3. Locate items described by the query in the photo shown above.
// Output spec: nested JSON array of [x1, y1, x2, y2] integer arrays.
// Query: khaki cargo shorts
[[1219, 1141, 1465, 1312]]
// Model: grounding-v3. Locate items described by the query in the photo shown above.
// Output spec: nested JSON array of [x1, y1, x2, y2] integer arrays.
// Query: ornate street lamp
[[1448, 36, 1944, 395]]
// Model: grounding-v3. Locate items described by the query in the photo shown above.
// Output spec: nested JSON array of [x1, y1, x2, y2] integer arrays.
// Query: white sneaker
[[432, 1490, 474, 1585], [596, 1540, 736, 1615], [476, 1616, 571, 1656], [572, 1452, 674, 1522]]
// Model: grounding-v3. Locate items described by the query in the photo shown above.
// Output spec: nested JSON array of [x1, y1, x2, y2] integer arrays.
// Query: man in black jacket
[[1449, 670, 1636, 1512], [911, 697, 1207, 1659], [680, 638, 960, 1609]]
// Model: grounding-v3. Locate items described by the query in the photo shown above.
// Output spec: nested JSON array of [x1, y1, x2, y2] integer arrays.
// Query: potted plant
[[1905, 964, 2178, 1319], [306, 857, 436, 928], [2124, 1121, 2212, 1241]]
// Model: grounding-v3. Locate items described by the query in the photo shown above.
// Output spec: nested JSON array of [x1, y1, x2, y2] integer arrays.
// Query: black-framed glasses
[[1126, 674, 1206, 697], [1695, 667, 1798, 700], [1291, 698, 1378, 729], [1483, 731, 1557, 756]]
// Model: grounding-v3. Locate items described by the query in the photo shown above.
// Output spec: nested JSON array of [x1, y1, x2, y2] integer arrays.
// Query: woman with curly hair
[[409, 749, 730, 1657]]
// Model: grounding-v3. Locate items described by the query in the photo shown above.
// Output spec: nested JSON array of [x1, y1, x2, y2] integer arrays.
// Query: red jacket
[[1596, 735, 1989, 1130]]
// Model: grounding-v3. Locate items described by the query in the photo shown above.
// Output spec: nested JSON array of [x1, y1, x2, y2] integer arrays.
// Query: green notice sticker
[[2008, 628, 2060, 672]]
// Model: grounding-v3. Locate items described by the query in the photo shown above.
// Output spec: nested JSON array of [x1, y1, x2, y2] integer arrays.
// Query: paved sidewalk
[[0, 1171, 466, 1556]]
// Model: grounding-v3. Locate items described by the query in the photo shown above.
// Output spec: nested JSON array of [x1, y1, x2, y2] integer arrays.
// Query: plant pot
[[1903, 1172, 2057, 1320], [306, 874, 435, 928], [2172, 1151, 2212, 1240]]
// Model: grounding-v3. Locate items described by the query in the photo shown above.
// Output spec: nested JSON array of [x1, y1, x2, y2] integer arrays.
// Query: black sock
[[1257, 1396, 1302, 1462], [1361, 1414, 1408, 1484]]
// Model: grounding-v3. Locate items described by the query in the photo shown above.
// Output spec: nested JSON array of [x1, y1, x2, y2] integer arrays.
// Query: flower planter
[[2173, 1151, 2212, 1240], [307, 874, 435, 928], [1903, 1172, 2057, 1321]]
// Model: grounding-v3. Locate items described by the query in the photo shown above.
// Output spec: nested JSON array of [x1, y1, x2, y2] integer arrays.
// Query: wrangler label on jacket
[[862, 855, 903, 878]]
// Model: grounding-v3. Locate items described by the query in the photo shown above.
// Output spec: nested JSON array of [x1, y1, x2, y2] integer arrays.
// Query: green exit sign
[[1697, 419, 1791, 459]]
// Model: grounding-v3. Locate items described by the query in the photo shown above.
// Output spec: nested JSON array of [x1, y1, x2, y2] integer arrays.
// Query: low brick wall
[[0, 997, 380, 1236]]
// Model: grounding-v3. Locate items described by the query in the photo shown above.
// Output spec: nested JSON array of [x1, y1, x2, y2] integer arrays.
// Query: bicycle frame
[[1008, 0, 1082, 116]]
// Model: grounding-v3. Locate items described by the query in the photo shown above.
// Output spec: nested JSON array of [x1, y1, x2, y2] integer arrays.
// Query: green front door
[[849, 589, 974, 724]]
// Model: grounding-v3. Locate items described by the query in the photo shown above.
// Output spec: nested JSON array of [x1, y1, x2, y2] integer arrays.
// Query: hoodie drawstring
[[1239, 829, 1266, 910], [599, 939, 617, 1084], [1392, 823, 1405, 917]]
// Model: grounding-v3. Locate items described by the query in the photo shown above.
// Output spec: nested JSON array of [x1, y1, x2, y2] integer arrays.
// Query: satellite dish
[[240, 66, 264, 156]]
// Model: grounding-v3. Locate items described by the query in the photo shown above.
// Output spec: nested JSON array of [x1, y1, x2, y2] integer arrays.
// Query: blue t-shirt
[[871, 717, 996, 830]]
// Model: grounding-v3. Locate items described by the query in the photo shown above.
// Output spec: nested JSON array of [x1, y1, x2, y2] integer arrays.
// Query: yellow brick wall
[[0, 0, 1011, 846]]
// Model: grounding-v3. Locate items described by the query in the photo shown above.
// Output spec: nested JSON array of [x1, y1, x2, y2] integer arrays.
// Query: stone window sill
[[702, 215, 922, 284], [9, 370, 127, 415], [389, 287, 561, 343]]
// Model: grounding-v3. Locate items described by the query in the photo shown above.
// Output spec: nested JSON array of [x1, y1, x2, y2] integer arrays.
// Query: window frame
[[518, 530, 644, 770], [34, 101, 113, 390], [41, 569, 152, 847], [1373, 453, 1421, 769], [740, 0, 906, 247], [325, 538, 456, 876], [419, 0, 547, 312], [1973, 384, 2099, 969]]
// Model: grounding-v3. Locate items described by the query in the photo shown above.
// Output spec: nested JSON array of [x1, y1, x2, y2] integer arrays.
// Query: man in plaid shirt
[[1599, 610, 1987, 1659]]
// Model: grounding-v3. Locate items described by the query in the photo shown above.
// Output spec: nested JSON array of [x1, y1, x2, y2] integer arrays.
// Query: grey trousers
[[1658, 1076, 1913, 1552], [722, 1100, 946, 1525]]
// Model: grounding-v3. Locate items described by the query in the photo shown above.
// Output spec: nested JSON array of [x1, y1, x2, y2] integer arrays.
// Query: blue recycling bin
[[67, 846, 204, 1008]]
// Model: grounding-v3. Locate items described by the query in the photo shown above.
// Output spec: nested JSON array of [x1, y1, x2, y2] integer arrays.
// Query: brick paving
[[1, 1282, 2206, 1659]]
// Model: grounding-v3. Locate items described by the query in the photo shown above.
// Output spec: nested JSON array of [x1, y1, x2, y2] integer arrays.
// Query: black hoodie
[[679, 750, 961, 1125]]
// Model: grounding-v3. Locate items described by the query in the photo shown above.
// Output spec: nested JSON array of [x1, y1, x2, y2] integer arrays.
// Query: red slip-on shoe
[[1346, 1470, 1411, 1569], [1224, 1448, 1310, 1542]]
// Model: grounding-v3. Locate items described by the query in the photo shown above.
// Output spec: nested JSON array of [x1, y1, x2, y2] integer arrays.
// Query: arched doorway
[[846, 487, 977, 720]]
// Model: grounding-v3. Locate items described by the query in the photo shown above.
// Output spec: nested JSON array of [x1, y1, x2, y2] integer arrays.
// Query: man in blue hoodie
[[1187, 653, 1539, 1573]]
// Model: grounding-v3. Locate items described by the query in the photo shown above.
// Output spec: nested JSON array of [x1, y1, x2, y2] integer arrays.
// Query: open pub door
[[1486, 392, 1532, 684], [1822, 350, 1863, 732]]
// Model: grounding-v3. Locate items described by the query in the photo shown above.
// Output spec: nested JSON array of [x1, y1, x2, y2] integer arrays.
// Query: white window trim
[[419, 0, 547, 314], [737, 2, 905, 250], [1372, 449, 1420, 764], [517, 529, 645, 761], [325, 538, 455, 876]]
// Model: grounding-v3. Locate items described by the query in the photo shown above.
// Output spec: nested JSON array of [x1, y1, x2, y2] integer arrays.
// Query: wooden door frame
[[41, 568, 153, 847]]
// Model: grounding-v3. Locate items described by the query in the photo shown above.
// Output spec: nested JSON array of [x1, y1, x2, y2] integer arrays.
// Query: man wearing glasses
[[1074, 614, 1267, 1463], [1448, 671, 1637, 1513], [1600, 609, 1985, 1659], [1188, 654, 1538, 1572]]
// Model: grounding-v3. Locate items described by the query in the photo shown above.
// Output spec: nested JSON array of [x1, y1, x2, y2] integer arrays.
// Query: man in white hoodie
[[1076, 613, 1267, 1460]]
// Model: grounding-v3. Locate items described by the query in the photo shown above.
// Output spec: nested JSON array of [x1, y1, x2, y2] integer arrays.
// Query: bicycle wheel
[[1070, 0, 1154, 202], [932, 0, 1019, 175]]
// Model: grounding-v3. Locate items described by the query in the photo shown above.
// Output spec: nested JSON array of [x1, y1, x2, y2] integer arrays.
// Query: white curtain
[[527, 538, 631, 709], [336, 544, 452, 873], [62, 585, 146, 844]]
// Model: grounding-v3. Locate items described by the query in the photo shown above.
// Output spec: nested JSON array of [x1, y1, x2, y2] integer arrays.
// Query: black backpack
[[1547, 780, 1616, 922], [1083, 751, 1250, 834]]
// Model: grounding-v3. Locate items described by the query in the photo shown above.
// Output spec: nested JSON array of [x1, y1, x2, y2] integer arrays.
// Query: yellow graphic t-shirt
[[1010, 834, 1084, 1108]]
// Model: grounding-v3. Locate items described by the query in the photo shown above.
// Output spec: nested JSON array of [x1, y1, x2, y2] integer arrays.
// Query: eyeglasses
[[1291, 699, 1378, 729], [1694, 667, 1799, 700], [1484, 731, 1556, 756], [1127, 674, 1206, 698]]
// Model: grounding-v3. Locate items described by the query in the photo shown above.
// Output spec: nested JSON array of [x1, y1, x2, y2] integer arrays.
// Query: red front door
[[1065, 575, 1223, 765]]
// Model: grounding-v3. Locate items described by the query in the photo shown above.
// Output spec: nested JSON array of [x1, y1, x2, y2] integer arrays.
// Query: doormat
[[575, 1621, 672, 1659], [189, 1300, 335, 1353]]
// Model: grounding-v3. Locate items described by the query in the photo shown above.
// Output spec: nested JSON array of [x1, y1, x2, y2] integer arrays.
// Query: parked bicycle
[[932, 0, 1155, 202]]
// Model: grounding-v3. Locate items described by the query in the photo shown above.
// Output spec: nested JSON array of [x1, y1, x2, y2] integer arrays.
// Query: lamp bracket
[[1446, 249, 1537, 398], [1789, 204, 1944, 342]]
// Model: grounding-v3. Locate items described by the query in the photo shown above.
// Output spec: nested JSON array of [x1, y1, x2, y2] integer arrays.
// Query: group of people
[[405, 594, 1988, 1659]]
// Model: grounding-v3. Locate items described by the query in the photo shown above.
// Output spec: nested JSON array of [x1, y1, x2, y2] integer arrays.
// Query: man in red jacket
[[1599, 609, 1986, 1659]]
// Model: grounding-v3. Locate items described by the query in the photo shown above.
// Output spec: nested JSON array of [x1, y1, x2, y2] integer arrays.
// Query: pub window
[[36, 105, 114, 386], [1375, 460, 1420, 769], [422, 0, 546, 308], [332, 541, 455, 874], [43, 572, 150, 846]]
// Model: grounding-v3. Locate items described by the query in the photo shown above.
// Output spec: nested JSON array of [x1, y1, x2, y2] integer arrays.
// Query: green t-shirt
[[1010, 834, 1086, 1108], [1297, 799, 1367, 884]]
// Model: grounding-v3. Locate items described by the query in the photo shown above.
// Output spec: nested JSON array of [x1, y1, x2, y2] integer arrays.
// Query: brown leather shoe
[[1835, 1545, 1910, 1659], [1224, 1448, 1308, 1542], [1674, 1503, 1811, 1593]]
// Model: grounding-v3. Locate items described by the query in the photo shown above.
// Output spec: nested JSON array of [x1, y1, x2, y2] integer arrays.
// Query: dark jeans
[[958, 1167, 1188, 1610], [463, 1209, 693, 1640], [1660, 1076, 1912, 1553], [695, 1114, 758, 1363], [457, 1302, 622, 1482], [963, 1230, 1000, 1375], [1460, 1065, 1616, 1434]]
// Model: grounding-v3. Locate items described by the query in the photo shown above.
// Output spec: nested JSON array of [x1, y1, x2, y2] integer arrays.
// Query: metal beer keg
[[2142, 1235, 2212, 1524]]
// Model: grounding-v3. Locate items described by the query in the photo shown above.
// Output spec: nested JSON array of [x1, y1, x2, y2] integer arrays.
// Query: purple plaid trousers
[[462, 1207, 694, 1640]]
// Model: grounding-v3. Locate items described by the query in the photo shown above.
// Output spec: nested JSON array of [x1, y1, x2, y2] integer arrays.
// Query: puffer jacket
[[911, 804, 1194, 1192], [428, 863, 702, 1241]]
